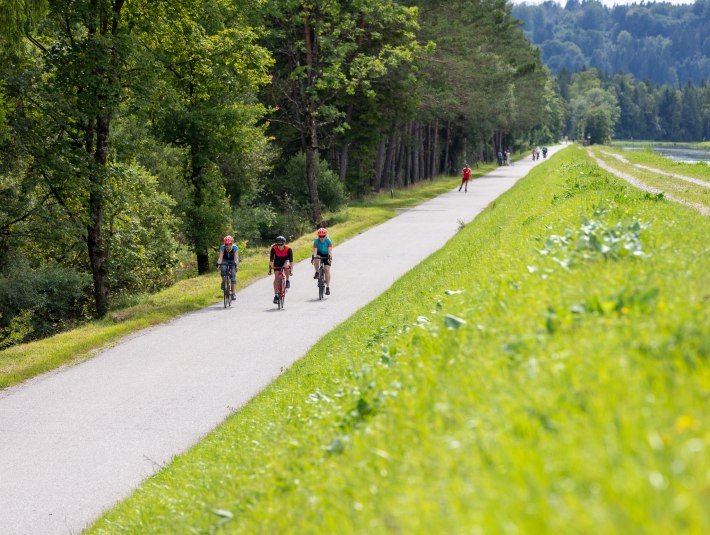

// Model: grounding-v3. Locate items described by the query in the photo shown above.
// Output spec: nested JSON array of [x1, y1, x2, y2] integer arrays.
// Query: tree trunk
[[305, 123, 322, 224], [373, 137, 386, 190], [383, 128, 397, 190], [431, 119, 439, 178], [339, 142, 350, 182], [443, 120, 451, 175], [303, 11, 322, 225], [87, 113, 110, 318]]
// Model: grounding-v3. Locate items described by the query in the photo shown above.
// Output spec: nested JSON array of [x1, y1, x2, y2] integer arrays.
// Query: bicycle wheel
[[318, 270, 324, 300]]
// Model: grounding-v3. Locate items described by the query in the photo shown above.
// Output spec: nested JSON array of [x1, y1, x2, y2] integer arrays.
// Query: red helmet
[[223, 235, 234, 245], [317, 227, 327, 237]]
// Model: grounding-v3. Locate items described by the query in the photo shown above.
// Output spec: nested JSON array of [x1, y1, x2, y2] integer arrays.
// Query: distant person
[[459, 163, 472, 193], [269, 236, 293, 303], [312, 227, 333, 295], [497, 150, 503, 166], [505, 149, 512, 166], [542, 146, 548, 158], [216, 235, 239, 301]]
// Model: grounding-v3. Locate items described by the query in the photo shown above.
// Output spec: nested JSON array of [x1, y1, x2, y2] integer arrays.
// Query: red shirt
[[462, 167, 471, 180]]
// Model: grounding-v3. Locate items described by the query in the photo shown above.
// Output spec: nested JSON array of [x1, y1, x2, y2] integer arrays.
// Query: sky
[[510, 0, 696, 5]]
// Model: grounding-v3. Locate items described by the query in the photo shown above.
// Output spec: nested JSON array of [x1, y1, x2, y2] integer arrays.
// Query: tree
[[130, 0, 272, 273], [264, 0, 420, 224]]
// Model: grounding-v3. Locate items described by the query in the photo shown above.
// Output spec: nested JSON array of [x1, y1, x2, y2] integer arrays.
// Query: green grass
[[591, 147, 709, 207], [89, 145, 709, 534], [612, 140, 710, 150], [602, 145, 710, 181], [0, 165, 503, 390]]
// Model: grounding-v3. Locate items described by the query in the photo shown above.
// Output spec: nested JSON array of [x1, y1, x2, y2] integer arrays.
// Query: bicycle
[[313, 255, 330, 300], [217, 263, 234, 308], [270, 267, 287, 309]]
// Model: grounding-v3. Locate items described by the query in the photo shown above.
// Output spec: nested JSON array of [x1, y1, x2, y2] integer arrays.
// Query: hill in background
[[513, 0, 710, 85]]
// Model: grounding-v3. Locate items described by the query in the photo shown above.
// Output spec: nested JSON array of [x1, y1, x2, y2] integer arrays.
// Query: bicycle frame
[[218, 263, 234, 308], [272, 267, 287, 309]]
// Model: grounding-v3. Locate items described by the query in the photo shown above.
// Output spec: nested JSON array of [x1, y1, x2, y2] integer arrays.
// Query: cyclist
[[458, 163, 472, 193], [269, 235, 293, 304], [216, 235, 239, 301], [542, 146, 548, 158], [312, 227, 332, 295]]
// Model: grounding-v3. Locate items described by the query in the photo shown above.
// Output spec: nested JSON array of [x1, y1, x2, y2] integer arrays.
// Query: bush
[[281, 152, 348, 212], [0, 265, 90, 345], [232, 203, 278, 245], [103, 163, 181, 294]]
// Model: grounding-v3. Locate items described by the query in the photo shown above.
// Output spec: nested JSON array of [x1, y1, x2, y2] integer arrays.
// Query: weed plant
[[90, 146, 709, 534]]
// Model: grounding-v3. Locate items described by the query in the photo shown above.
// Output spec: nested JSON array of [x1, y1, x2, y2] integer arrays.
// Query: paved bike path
[[0, 148, 561, 534]]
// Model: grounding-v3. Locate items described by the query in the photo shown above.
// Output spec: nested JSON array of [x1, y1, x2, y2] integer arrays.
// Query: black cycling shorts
[[315, 254, 331, 266]]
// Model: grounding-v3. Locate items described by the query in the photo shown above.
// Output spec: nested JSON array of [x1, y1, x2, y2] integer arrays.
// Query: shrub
[[281, 152, 348, 212], [0, 265, 90, 345]]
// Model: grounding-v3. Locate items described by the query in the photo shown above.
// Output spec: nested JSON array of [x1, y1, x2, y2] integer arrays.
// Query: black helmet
[[275, 235, 286, 244]]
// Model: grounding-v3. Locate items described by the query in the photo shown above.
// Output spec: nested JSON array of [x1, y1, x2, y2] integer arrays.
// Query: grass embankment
[[90, 145, 709, 534], [591, 146, 709, 207], [602, 145, 710, 180], [612, 140, 710, 150], [1, 167, 500, 390]]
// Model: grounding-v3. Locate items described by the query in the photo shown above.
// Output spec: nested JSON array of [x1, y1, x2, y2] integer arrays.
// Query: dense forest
[[0, 0, 562, 345], [513, 0, 710, 86], [558, 68, 710, 143]]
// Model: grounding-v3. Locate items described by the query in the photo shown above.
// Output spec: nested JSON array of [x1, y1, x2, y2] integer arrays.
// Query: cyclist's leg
[[229, 264, 237, 296], [323, 256, 331, 286], [313, 256, 320, 278], [284, 261, 291, 288]]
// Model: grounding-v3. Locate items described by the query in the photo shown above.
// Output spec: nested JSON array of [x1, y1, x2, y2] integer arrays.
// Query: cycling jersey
[[313, 237, 332, 256], [219, 244, 238, 264], [270, 245, 293, 268]]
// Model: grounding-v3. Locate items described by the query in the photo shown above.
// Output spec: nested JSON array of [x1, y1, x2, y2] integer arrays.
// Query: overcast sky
[[510, 0, 696, 5]]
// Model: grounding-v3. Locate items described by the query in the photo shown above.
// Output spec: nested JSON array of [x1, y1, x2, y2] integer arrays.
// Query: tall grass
[[90, 145, 709, 534]]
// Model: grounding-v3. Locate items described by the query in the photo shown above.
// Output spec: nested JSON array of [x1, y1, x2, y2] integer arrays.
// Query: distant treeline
[[0, 0, 562, 345], [513, 0, 710, 86], [558, 69, 710, 142]]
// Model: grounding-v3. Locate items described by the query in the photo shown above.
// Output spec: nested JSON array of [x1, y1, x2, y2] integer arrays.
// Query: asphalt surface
[[0, 148, 560, 534]]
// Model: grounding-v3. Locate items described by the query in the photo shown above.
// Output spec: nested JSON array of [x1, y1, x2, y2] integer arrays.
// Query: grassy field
[[612, 140, 710, 150], [90, 145, 709, 534], [1, 165, 506, 390], [591, 147, 709, 207], [601, 145, 710, 181]]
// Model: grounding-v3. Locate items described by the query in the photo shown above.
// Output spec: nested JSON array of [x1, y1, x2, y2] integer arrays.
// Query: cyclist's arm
[[328, 243, 333, 259], [269, 247, 275, 268], [216, 249, 224, 269]]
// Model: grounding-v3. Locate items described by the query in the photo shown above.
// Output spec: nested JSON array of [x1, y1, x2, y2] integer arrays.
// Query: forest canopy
[[513, 0, 710, 86]]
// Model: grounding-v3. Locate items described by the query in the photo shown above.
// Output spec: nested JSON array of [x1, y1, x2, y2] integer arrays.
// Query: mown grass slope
[[591, 147, 709, 207], [91, 145, 709, 534]]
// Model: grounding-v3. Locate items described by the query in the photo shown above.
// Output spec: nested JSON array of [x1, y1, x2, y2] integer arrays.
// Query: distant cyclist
[[542, 146, 548, 158], [216, 235, 239, 301], [269, 236, 293, 304], [312, 227, 332, 295], [458, 163, 472, 193]]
